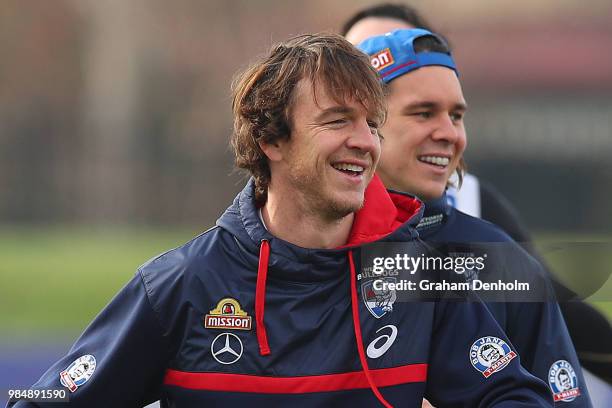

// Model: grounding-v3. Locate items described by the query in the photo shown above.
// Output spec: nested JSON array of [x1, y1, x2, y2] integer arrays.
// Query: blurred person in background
[[342, 1, 611, 389], [357, 28, 591, 406], [6, 33, 553, 408]]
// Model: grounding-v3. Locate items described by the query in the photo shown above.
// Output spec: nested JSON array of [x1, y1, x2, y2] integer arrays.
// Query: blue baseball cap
[[357, 28, 457, 83]]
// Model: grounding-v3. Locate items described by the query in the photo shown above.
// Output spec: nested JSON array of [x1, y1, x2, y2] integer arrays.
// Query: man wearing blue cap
[[342, 7, 612, 396], [357, 28, 592, 407]]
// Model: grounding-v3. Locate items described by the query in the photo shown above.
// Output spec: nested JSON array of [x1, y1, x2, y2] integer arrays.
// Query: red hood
[[345, 175, 423, 247]]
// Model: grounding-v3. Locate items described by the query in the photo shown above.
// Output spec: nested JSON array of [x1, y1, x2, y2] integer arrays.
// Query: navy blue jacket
[[417, 194, 592, 407], [9, 178, 553, 407]]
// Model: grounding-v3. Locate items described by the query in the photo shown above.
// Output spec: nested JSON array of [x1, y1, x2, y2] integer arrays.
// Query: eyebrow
[[401, 100, 468, 113]]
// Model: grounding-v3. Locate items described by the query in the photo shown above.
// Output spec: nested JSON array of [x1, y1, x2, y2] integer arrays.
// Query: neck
[[262, 187, 354, 249]]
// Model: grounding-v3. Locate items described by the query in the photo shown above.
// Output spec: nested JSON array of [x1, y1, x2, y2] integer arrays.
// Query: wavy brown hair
[[231, 33, 386, 205]]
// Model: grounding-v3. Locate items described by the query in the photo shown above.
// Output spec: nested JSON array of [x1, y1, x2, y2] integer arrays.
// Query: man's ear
[[259, 139, 284, 162]]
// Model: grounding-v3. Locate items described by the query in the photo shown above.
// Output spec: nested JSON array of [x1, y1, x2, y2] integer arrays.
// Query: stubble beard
[[288, 165, 364, 223]]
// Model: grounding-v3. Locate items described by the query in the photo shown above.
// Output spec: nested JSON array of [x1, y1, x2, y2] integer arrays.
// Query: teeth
[[333, 163, 364, 172], [419, 156, 450, 166]]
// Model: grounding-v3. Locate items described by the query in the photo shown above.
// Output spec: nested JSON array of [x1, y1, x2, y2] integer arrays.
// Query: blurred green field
[[0, 225, 202, 340], [534, 232, 612, 320], [0, 226, 610, 341]]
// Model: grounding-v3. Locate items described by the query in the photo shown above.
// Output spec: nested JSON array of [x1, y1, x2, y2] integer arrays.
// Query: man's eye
[[367, 120, 379, 135], [451, 112, 464, 122], [415, 111, 432, 119], [327, 119, 347, 126]]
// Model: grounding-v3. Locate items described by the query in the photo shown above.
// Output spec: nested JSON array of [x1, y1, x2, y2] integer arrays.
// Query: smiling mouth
[[418, 155, 450, 168], [331, 162, 365, 177]]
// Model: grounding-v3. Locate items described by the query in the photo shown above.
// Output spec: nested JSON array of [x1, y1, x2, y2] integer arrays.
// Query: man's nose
[[346, 120, 379, 154], [431, 114, 460, 144]]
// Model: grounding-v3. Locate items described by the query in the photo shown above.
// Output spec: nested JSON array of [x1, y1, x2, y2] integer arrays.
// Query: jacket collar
[[415, 192, 452, 231], [216, 175, 423, 281]]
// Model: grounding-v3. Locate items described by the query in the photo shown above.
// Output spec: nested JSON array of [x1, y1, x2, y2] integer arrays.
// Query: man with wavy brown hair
[[9, 33, 553, 408], [231, 34, 385, 212]]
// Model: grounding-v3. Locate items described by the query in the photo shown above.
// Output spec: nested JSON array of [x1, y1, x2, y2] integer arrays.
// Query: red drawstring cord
[[348, 251, 393, 408], [255, 242, 392, 406], [255, 239, 271, 356]]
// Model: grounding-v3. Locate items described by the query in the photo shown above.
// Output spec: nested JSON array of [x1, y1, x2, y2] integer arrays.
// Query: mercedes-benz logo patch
[[211, 332, 243, 365]]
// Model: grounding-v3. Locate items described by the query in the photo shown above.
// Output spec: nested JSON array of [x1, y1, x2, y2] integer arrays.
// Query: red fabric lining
[[388, 190, 422, 223], [345, 175, 422, 247], [255, 240, 271, 356], [163, 364, 427, 394]]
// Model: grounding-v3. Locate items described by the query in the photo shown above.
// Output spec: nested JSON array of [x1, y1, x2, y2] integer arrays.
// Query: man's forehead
[[294, 77, 364, 112], [390, 66, 466, 107], [346, 17, 414, 45]]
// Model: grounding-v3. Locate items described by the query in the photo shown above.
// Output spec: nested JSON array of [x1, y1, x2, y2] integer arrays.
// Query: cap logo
[[370, 48, 394, 71]]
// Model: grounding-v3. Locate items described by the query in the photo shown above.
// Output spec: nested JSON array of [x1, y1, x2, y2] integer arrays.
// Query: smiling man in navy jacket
[[357, 27, 590, 407], [8, 33, 552, 407], [343, 6, 609, 400]]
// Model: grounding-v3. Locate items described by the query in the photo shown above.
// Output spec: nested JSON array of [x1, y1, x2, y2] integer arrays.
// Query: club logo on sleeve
[[548, 360, 581, 402], [59, 354, 96, 392], [370, 48, 394, 71], [204, 298, 252, 330], [362, 278, 396, 318], [470, 337, 516, 378]]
